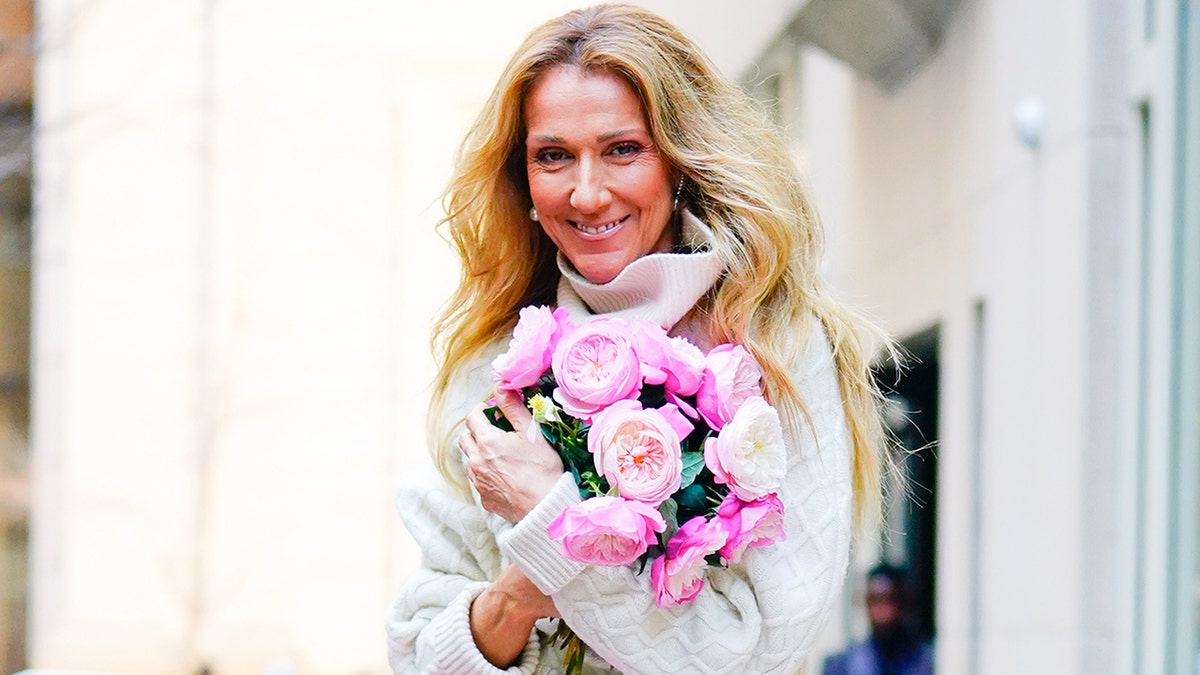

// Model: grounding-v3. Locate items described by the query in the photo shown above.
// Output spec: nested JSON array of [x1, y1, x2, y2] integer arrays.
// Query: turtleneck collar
[[555, 210, 724, 330]]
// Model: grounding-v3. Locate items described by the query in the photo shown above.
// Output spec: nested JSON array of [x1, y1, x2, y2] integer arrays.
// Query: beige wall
[[30, 1, 593, 673], [769, 0, 1126, 672]]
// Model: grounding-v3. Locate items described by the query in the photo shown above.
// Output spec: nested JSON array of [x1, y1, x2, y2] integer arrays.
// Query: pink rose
[[655, 402, 696, 443], [492, 306, 572, 391], [589, 400, 683, 506], [715, 492, 786, 564], [695, 344, 763, 430], [551, 318, 642, 420], [631, 322, 706, 397], [704, 396, 787, 501], [547, 496, 666, 566], [649, 516, 727, 606]]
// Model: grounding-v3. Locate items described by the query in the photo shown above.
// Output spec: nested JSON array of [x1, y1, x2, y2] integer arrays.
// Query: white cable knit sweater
[[387, 215, 853, 674]]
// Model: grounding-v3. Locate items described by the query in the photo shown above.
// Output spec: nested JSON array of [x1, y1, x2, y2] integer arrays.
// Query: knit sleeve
[[499, 323, 854, 674], [386, 487, 543, 675]]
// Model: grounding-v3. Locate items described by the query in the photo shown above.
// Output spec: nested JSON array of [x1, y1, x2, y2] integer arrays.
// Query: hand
[[461, 389, 565, 522]]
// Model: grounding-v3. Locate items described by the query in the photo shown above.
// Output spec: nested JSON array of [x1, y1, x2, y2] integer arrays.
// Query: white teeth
[[574, 217, 623, 235]]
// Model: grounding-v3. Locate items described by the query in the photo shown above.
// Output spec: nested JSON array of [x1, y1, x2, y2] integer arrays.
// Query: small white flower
[[528, 394, 561, 424]]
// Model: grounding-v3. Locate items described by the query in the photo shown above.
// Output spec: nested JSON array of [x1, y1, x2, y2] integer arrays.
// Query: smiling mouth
[[570, 215, 629, 235]]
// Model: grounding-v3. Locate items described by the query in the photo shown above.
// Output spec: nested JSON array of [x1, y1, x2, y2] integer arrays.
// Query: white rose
[[703, 396, 786, 501]]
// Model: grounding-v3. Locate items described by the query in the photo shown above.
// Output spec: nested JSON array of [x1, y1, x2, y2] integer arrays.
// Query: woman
[[387, 4, 892, 673]]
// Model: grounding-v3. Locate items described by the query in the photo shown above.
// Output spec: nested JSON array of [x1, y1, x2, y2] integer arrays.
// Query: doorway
[[875, 325, 939, 642]]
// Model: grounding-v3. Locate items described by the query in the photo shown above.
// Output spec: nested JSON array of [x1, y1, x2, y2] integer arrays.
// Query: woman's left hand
[[461, 389, 565, 522]]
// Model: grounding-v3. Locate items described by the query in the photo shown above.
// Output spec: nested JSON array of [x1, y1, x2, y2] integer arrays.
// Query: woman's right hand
[[461, 389, 565, 523], [470, 564, 560, 667]]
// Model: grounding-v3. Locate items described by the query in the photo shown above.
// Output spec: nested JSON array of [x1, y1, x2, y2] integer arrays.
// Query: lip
[[568, 214, 630, 237]]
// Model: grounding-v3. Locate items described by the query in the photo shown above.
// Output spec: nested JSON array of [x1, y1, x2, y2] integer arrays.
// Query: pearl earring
[[529, 206, 539, 222]]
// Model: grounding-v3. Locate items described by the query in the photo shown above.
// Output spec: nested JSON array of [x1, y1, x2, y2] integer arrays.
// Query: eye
[[609, 142, 641, 158], [534, 148, 571, 165]]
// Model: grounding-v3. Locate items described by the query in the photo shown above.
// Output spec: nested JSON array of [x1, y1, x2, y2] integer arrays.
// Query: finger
[[456, 431, 474, 463], [456, 434, 478, 488], [494, 389, 535, 434], [463, 405, 494, 439]]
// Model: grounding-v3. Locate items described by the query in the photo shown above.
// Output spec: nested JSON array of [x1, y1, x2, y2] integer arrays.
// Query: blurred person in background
[[822, 563, 934, 675], [386, 4, 895, 673]]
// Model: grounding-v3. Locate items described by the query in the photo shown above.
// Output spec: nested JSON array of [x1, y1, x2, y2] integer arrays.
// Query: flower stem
[[550, 620, 587, 675]]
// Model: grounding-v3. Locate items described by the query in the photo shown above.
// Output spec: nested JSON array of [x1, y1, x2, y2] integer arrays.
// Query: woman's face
[[524, 65, 675, 285]]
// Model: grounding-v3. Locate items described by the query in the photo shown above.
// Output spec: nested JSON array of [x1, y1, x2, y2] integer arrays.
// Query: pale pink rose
[[649, 516, 727, 606], [492, 306, 573, 391], [631, 322, 706, 397], [589, 401, 683, 506], [551, 318, 641, 420], [715, 492, 786, 564], [704, 396, 787, 501], [547, 496, 666, 566], [695, 344, 764, 430]]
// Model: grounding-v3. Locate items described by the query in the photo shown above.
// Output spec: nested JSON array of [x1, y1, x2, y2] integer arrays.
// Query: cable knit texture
[[387, 217, 853, 674]]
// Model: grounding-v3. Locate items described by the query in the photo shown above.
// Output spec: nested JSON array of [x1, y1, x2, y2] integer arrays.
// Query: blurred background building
[[0, 0, 1194, 674]]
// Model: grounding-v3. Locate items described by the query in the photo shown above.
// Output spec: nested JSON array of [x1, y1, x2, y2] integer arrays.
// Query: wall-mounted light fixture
[[1014, 97, 1046, 150]]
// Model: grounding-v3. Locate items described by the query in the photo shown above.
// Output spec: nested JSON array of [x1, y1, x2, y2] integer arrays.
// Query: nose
[[569, 156, 611, 214]]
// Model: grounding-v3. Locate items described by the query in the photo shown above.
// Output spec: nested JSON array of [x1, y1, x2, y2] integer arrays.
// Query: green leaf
[[679, 451, 706, 489], [483, 405, 514, 432], [539, 424, 561, 446], [567, 465, 584, 497], [659, 498, 680, 542], [675, 483, 708, 515]]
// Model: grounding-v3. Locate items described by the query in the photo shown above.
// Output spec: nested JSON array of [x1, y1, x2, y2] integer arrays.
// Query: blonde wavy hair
[[428, 3, 894, 530]]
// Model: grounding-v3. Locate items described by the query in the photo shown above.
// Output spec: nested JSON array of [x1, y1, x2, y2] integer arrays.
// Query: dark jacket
[[822, 638, 934, 675]]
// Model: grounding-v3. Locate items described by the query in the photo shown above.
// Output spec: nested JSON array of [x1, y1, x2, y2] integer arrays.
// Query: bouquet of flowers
[[486, 306, 788, 673]]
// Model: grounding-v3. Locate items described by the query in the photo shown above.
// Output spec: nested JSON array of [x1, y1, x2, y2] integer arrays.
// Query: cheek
[[535, 220, 562, 248], [527, 170, 566, 208], [630, 166, 671, 206], [527, 175, 550, 206]]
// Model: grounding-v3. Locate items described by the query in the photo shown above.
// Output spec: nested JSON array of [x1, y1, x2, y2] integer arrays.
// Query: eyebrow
[[597, 129, 642, 143], [528, 129, 645, 145]]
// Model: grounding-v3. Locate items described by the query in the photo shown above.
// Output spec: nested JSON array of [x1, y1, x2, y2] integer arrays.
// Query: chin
[[580, 269, 620, 285], [570, 254, 632, 285]]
